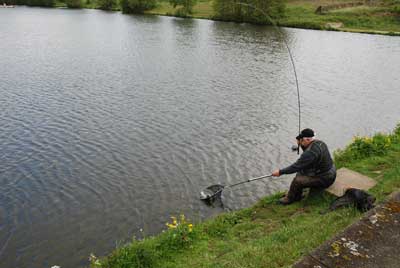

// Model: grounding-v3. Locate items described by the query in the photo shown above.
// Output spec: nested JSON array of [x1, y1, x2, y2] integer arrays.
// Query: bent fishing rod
[[238, 2, 302, 153], [199, 3, 304, 204]]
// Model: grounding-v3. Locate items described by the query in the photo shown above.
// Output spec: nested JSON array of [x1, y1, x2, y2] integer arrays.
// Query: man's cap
[[296, 128, 315, 140]]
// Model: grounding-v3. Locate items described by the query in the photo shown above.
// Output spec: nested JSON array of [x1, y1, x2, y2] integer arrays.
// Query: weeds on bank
[[335, 123, 400, 165], [163, 215, 196, 250], [93, 215, 197, 268]]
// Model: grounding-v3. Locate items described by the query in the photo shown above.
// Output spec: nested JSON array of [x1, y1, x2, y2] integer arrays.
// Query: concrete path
[[326, 168, 376, 197], [293, 192, 400, 268]]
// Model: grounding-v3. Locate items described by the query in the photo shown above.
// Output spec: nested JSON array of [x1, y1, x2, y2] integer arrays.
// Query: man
[[272, 128, 336, 205]]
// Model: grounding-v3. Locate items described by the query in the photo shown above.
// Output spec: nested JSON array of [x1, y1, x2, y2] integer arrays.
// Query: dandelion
[[361, 136, 372, 144], [171, 216, 178, 225], [166, 222, 177, 229], [188, 223, 193, 232], [170, 223, 177, 229]]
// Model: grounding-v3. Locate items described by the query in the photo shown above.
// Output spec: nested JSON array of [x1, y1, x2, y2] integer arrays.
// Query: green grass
[[145, 0, 214, 18], [279, 2, 400, 33], [53, 0, 400, 34], [144, 0, 400, 34], [92, 125, 400, 268]]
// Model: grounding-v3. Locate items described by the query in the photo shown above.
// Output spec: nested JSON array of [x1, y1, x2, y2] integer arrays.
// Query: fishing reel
[[291, 145, 300, 154]]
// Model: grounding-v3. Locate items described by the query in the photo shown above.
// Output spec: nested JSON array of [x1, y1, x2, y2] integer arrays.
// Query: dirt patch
[[315, 2, 364, 14], [373, 11, 400, 17], [385, 201, 400, 213], [326, 22, 344, 28]]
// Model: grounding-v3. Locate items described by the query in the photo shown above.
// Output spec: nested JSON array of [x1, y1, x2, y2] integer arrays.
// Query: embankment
[[91, 124, 400, 268]]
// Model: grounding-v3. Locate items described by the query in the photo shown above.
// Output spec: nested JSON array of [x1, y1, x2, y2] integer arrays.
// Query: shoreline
[[144, 13, 400, 37], [144, 0, 400, 36], [93, 125, 400, 267], [10, 2, 398, 36]]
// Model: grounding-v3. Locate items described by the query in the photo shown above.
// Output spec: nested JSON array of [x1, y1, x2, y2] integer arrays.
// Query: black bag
[[326, 188, 376, 213]]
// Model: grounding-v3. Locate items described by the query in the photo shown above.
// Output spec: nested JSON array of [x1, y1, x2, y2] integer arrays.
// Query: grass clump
[[92, 214, 198, 268], [335, 124, 400, 165], [93, 123, 400, 268], [279, 1, 400, 33]]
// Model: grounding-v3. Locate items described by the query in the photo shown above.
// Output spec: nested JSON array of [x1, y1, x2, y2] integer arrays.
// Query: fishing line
[[200, 6, 304, 205], [237, 2, 302, 138]]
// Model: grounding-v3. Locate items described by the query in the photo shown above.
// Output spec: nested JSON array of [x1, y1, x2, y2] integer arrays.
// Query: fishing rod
[[199, 3, 304, 205], [238, 2, 302, 154]]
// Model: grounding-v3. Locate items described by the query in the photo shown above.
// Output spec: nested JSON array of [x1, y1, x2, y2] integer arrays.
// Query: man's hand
[[272, 169, 280, 177]]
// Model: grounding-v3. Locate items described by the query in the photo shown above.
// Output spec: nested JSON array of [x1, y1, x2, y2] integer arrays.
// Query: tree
[[98, 0, 115, 10], [213, 0, 285, 24], [66, 0, 82, 8], [120, 0, 156, 14], [24, 0, 54, 6], [169, 0, 197, 16]]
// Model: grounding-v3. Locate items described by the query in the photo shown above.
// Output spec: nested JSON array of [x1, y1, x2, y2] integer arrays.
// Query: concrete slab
[[293, 192, 400, 268], [326, 168, 376, 197]]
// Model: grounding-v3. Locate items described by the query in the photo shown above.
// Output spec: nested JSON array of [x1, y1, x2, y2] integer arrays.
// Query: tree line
[[3, 0, 285, 22], [213, 0, 285, 23], [3, 0, 118, 9], [119, 0, 285, 19]]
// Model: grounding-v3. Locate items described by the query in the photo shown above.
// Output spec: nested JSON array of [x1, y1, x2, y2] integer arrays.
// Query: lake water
[[0, 6, 399, 268]]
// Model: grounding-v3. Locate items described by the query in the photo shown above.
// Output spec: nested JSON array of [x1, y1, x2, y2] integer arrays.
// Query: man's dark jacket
[[279, 140, 336, 186]]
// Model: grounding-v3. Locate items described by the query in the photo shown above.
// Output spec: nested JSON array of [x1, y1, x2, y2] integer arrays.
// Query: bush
[[120, 0, 156, 14], [169, 0, 197, 16], [213, 0, 286, 24], [391, 5, 400, 14], [335, 133, 393, 163], [158, 214, 196, 251], [66, 0, 82, 8], [23, 0, 54, 6], [98, 0, 115, 10], [391, 123, 400, 142], [93, 214, 196, 268]]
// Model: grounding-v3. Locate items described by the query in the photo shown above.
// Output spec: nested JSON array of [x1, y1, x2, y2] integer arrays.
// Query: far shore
[[10, 0, 398, 36], [144, 0, 400, 36]]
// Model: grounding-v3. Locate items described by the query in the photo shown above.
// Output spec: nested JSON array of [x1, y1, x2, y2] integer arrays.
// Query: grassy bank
[[143, 0, 400, 35], [52, 0, 400, 35], [91, 124, 400, 268], [280, 1, 400, 35]]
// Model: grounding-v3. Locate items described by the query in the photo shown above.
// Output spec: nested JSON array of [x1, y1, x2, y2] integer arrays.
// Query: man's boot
[[278, 195, 293, 205]]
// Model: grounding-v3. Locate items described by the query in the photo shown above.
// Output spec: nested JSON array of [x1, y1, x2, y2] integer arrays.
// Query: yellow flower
[[363, 136, 372, 143], [188, 223, 193, 232], [169, 216, 177, 226], [166, 223, 177, 229]]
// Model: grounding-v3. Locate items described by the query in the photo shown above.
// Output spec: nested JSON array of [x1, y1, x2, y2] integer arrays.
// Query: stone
[[326, 168, 376, 197]]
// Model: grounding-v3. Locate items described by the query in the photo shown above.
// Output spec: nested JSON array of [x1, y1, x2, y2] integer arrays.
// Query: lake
[[0, 6, 399, 268]]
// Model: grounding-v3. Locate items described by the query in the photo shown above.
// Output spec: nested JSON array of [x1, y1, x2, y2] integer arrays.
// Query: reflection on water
[[0, 7, 399, 268]]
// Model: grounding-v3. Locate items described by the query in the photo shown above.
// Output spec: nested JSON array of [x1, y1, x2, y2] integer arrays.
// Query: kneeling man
[[272, 128, 336, 205]]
